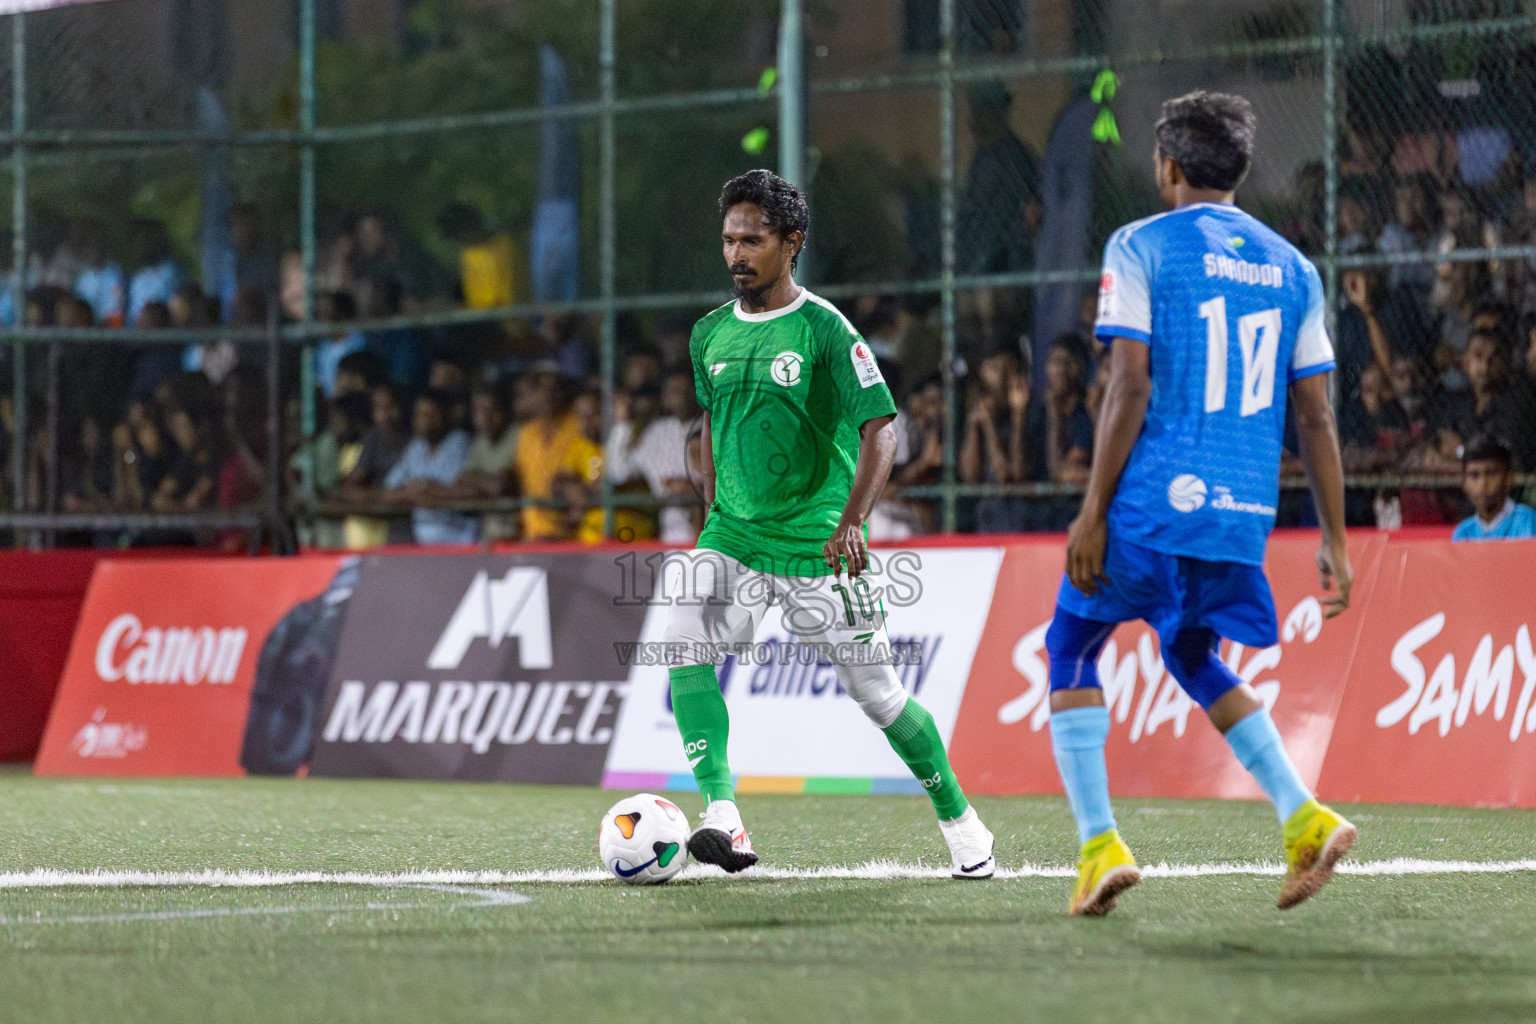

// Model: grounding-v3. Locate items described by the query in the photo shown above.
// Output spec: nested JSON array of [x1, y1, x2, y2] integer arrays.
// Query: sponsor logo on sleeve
[[850, 341, 884, 388]]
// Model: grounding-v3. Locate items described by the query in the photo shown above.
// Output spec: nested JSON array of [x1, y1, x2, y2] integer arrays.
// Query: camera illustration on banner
[[239, 558, 361, 776]]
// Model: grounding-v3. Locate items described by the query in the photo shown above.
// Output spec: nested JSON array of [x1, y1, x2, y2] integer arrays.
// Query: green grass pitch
[[1, 773, 1533, 1023]]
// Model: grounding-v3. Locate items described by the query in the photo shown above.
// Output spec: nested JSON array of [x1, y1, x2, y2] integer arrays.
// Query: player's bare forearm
[[1066, 338, 1150, 595], [1080, 339, 1151, 522], [843, 415, 897, 526], [1290, 374, 1347, 544], [1290, 372, 1353, 615], [824, 414, 896, 576]]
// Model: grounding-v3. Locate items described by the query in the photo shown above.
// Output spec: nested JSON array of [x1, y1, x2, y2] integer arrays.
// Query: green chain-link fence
[[0, 0, 1530, 548]]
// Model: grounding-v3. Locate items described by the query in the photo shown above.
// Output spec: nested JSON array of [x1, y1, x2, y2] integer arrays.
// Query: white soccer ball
[[598, 793, 692, 885]]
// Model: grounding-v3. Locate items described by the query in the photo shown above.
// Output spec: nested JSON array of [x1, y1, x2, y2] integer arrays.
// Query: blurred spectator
[[1337, 267, 1430, 394], [334, 349, 387, 399], [875, 373, 944, 538], [72, 222, 125, 327], [339, 381, 411, 547], [291, 390, 371, 549], [153, 406, 219, 513], [1030, 333, 1093, 488], [360, 277, 426, 389], [215, 204, 278, 322], [957, 83, 1040, 276], [127, 301, 182, 402], [606, 381, 689, 543], [451, 383, 520, 541], [126, 222, 187, 327], [960, 346, 1029, 532], [557, 387, 614, 544], [1337, 191, 1376, 256], [1339, 362, 1407, 474], [1443, 329, 1534, 469], [440, 201, 521, 311], [652, 313, 692, 372], [1429, 240, 1491, 388], [514, 370, 583, 541], [352, 210, 404, 313], [621, 345, 663, 394], [536, 313, 595, 380], [1452, 435, 1536, 541], [381, 389, 474, 545], [61, 416, 114, 513], [1377, 177, 1438, 299], [313, 292, 367, 399]]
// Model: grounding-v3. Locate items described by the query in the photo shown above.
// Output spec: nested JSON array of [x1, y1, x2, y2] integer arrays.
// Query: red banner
[[950, 534, 1388, 800], [1316, 540, 1536, 807], [35, 558, 345, 776]]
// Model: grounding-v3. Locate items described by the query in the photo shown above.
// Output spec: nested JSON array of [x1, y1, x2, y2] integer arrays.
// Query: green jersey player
[[662, 170, 995, 878]]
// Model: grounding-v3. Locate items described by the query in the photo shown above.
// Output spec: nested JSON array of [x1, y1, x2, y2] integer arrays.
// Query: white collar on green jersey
[[733, 287, 810, 322]]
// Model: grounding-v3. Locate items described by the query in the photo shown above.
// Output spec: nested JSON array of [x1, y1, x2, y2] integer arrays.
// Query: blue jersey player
[[1045, 92, 1358, 916]]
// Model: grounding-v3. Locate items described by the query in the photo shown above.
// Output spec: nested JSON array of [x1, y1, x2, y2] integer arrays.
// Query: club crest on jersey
[[770, 351, 803, 386], [850, 342, 884, 388]]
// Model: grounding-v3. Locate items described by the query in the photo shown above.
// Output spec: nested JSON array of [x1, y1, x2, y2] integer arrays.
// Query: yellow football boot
[[1277, 799, 1358, 910], [1069, 829, 1141, 916]]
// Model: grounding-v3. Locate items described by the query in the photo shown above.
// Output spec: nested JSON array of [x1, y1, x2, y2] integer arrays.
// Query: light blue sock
[[1224, 707, 1312, 823], [1049, 706, 1116, 845]]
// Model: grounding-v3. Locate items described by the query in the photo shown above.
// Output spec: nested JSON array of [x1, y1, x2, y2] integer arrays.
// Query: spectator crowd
[[9, 98, 1536, 548]]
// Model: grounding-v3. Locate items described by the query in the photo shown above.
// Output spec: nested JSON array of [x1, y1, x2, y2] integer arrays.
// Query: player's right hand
[[1316, 540, 1353, 618], [1066, 513, 1110, 596]]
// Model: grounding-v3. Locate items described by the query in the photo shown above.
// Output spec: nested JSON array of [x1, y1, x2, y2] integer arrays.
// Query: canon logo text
[[94, 613, 248, 685]]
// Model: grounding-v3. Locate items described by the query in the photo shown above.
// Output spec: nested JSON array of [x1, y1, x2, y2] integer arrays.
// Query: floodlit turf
[[1, 774, 1534, 1024]]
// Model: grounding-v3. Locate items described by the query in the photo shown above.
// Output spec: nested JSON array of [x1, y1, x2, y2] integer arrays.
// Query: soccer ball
[[598, 793, 692, 885]]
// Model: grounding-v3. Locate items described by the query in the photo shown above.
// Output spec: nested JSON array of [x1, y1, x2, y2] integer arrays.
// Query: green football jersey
[[690, 289, 898, 577]]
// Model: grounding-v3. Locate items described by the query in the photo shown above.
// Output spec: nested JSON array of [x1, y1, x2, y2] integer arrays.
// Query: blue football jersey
[[1094, 202, 1334, 567]]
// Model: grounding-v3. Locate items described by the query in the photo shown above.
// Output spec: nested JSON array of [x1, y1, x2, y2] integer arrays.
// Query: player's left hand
[[1316, 539, 1353, 618], [823, 520, 869, 577], [1065, 512, 1110, 596]]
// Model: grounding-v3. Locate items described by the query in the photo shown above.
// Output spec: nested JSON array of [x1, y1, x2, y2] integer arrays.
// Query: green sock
[[669, 664, 734, 804], [883, 698, 969, 820]]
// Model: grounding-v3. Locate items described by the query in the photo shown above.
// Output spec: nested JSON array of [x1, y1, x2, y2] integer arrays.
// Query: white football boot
[[940, 806, 996, 879], [687, 799, 758, 873]]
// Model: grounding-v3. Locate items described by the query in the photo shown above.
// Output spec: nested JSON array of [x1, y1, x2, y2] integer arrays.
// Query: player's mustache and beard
[[730, 264, 775, 307]]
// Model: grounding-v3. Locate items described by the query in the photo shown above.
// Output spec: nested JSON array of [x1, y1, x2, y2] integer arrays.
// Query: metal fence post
[[938, 0, 958, 535], [1322, 0, 1339, 352], [778, 0, 804, 190], [299, 0, 318, 504], [599, 0, 616, 539], [10, 12, 25, 524]]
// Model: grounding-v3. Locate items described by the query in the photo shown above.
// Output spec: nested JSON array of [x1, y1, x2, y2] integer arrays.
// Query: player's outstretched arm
[[823, 414, 897, 577], [1066, 337, 1152, 596], [1289, 373, 1353, 617]]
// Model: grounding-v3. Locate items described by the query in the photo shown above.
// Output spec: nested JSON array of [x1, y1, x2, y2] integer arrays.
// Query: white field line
[[0, 884, 528, 926], [1, 858, 1534, 890]]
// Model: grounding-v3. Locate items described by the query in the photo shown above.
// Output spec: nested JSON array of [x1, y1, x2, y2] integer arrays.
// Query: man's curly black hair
[[1154, 91, 1255, 192], [719, 169, 809, 272]]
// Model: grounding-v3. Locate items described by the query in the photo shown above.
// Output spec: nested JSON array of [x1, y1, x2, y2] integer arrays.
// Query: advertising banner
[[948, 534, 1388, 799], [35, 557, 347, 776], [308, 552, 649, 785], [0, 1, 119, 12], [603, 547, 1004, 792], [1316, 540, 1536, 807]]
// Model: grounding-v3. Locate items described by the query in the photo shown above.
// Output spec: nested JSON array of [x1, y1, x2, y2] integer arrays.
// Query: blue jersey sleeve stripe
[[1287, 359, 1334, 383], [1095, 326, 1151, 345]]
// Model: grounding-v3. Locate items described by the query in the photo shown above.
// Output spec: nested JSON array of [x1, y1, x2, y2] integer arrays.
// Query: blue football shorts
[[1054, 536, 1278, 653]]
